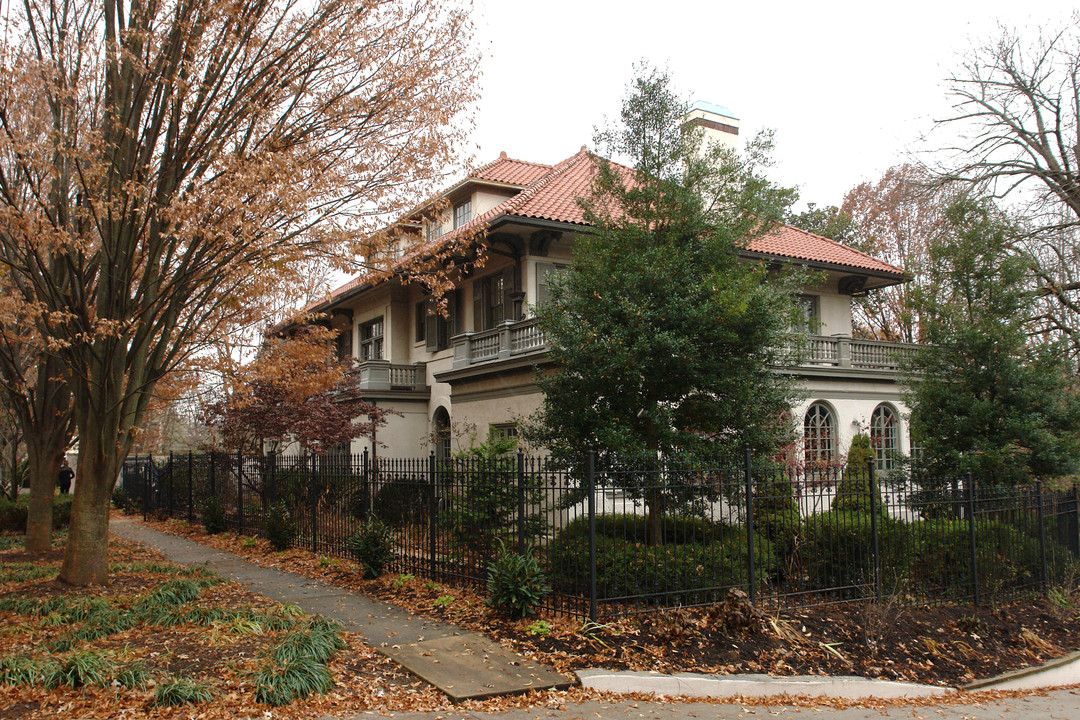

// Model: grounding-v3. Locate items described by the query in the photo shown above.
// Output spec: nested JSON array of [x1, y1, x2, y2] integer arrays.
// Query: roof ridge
[[501, 148, 593, 215], [471, 152, 552, 179]]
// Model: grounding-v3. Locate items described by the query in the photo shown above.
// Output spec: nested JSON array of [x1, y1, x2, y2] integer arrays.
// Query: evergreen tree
[[528, 69, 803, 542], [905, 198, 1080, 485]]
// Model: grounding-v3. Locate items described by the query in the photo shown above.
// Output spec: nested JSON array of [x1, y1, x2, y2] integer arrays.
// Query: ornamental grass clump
[[42, 650, 116, 689], [153, 676, 216, 707], [486, 544, 550, 619], [0, 655, 51, 686], [251, 616, 344, 706]]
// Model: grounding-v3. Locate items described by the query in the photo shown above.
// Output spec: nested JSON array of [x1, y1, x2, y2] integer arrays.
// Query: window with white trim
[[871, 404, 899, 471], [359, 318, 384, 361], [803, 402, 835, 467], [453, 200, 471, 229]]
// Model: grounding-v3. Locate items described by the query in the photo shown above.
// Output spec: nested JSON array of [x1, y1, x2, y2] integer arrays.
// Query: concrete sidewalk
[[109, 517, 571, 701]]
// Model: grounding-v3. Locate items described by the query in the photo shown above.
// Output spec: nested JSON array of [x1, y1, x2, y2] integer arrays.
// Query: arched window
[[803, 402, 835, 467], [432, 407, 451, 462], [871, 404, 899, 471]]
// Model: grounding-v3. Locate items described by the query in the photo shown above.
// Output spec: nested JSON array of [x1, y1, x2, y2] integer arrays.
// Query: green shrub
[[201, 496, 226, 534], [802, 510, 909, 594], [153, 677, 216, 706], [111, 486, 128, 511], [264, 501, 294, 551], [910, 518, 1048, 596], [0, 495, 73, 532], [753, 476, 802, 567], [372, 477, 427, 527], [487, 545, 550, 619], [346, 517, 395, 579], [547, 515, 777, 605]]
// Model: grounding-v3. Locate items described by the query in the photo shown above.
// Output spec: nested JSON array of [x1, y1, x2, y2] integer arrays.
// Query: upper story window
[[359, 318, 384, 361], [425, 219, 443, 243], [796, 294, 820, 335], [334, 330, 352, 362], [474, 268, 517, 330], [535, 262, 570, 307], [418, 290, 461, 352], [453, 200, 471, 229], [871, 404, 899, 471]]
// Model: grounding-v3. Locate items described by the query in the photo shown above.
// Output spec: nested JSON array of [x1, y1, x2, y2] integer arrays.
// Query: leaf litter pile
[[0, 532, 445, 719], [144, 515, 1080, 691]]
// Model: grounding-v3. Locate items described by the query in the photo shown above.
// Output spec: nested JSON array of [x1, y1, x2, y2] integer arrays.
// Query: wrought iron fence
[[120, 451, 1080, 620]]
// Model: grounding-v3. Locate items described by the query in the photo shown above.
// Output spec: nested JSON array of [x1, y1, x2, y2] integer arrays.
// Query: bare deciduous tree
[[0, 0, 479, 585]]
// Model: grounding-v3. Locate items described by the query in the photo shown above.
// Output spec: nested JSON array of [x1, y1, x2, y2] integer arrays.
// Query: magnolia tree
[[0, 0, 479, 585]]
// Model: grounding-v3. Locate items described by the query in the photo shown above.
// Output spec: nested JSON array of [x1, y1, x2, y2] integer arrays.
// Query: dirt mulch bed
[[138, 514, 1080, 689]]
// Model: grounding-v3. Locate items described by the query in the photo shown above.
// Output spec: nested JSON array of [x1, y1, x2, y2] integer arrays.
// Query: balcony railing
[[452, 318, 547, 370], [352, 360, 427, 392], [450, 318, 920, 375], [794, 335, 918, 371]]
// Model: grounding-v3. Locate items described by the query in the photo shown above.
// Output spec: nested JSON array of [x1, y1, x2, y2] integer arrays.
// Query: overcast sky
[[469, 1, 1076, 211]]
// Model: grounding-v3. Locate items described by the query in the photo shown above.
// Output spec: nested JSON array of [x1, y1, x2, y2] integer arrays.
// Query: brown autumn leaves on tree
[[840, 164, 954, 343], [0, 0, 480, 585]]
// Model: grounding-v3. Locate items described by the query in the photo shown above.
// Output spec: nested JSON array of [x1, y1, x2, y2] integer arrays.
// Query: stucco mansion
[[305, 103, 915, 471]]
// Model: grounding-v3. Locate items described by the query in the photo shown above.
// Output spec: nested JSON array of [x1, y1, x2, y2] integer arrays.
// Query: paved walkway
[[109, 517, 571, 701]]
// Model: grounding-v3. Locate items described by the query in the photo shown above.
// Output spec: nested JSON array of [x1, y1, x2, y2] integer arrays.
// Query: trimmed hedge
[[0, 495, 72, 532], [909, 518, 1045, 595], [800, 510, 910, 594], [546, 515, 777, 606]]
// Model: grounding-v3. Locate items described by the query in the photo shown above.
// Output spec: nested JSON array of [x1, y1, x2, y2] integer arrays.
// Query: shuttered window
[[473, 268, 517, 330], [423, 290, 461, 352]]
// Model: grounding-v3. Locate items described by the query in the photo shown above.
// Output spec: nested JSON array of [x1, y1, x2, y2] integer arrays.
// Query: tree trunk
[[24, 436, 63, 552], [58, 432, 118, 586]]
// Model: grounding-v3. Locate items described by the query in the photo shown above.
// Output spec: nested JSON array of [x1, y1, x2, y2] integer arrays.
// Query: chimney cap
[[689, 99, 738, 122]]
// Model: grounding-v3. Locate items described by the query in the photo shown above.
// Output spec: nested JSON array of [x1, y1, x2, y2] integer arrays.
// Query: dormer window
[[453, 200, 471, 229], [425, 219, 442, 243]]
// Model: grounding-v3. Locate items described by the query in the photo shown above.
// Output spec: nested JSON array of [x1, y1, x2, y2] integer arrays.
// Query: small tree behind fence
[[121, 451, 1080, 620]]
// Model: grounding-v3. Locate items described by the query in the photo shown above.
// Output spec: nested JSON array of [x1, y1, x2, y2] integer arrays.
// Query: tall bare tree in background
[[840, 164, 954, 342], [0, 0, 480, 585], [934, 16, 1080, 362]]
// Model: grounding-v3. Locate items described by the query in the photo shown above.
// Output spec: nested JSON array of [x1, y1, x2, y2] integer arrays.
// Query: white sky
[[469, 0, 1076, 211]]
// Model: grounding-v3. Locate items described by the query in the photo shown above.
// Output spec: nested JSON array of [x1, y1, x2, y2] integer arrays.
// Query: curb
[[575, 669, 954, 699], [962, 651, 1080, 692]]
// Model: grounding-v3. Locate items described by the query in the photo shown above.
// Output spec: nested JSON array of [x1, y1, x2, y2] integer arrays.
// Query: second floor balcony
[[450, 317, 919, 376], [351, 360, 428, 393]]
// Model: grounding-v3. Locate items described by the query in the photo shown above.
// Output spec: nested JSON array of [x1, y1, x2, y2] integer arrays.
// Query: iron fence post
[[587, 449, 597, 623], [517, 449, 526, 555], [868, 460, 882, 603], [237, 449, 244, 535], [744, 443, 756, 606], [1037, 479, 1048, 595], [1073, 483, 1080, 559], [306, 454, 316, 552], [966, 470, 980, 606], [428, 452, 437, 578], [146, 454, 154, 519], [187, 451, 194, 523], [168, 452, 174, 517], [209, 451, 216, 498], [363, 449, 372, 516]]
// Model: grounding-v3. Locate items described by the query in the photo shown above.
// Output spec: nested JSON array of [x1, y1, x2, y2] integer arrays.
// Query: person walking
[[58, 459, 74, 495]]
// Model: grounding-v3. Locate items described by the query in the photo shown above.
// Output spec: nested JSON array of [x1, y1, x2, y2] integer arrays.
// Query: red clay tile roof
[[473, 152, 552, 186], [311, 149, 904, 311], [749, 224, 905, 277]]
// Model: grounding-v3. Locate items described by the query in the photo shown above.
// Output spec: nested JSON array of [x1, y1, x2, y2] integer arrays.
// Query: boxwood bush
[[546, 514, 777, 606]]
